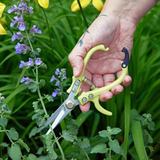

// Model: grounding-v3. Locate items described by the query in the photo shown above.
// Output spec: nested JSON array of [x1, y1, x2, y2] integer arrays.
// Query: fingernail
[[73, 67, 77, 76]]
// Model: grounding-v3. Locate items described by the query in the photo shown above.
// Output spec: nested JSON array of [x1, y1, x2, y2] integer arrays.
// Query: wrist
[[100, 0, 159, 25]]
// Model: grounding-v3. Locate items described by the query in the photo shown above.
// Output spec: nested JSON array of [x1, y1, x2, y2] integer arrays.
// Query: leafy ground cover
[[0, 0, 160, 159]]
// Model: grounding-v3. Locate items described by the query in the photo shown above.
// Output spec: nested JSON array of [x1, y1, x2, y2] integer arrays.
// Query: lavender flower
[[50, 75, 57, 82], [19, 60, 26, 68], [20, 76, 33, 85], [52, 89, 59, 97], [26, 58, 34, 66], [15, 42, 31, 54], [18, 21, 25, 31], [12, 31, 24, 41], [55, 68, 60, 75], [30, 25, 42, 34], [8, 1, 33, 31], [55, 80, 60, 86], [35, 58, 42, 65]]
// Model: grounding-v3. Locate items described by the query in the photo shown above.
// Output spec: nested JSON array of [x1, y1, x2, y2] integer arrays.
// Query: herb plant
[[0, 0, 160, 160]]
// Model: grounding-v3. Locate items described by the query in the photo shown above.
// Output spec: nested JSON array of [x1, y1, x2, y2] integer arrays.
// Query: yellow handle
[[78, 66, 128, 116], [67, 44, 129, 116], [67, 44, 109, 95]]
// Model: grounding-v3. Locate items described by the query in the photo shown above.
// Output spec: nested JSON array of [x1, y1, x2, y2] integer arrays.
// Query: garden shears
[[38, 44, 129, 135]]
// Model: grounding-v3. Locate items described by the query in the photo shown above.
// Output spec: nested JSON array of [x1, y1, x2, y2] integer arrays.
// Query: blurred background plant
[[0, 0, 160, 159]]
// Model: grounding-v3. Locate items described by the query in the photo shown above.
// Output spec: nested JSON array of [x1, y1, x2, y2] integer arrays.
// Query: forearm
[[101, 0, 159, 25]]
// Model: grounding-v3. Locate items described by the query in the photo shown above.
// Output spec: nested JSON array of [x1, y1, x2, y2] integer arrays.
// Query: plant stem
[[26, 30, 65, 159], [82, 148, 90, 160], [50, 127, 66, 160], [77, 0, 89, 28], [25, 30, 34, 52]]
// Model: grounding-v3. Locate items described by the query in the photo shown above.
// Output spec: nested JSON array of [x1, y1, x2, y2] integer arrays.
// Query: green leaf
[[40, 63, 47, 69], [99, 130, 109, 138], [36, 115, 45, 127], [65, 119, 79, 137], [32, 101, 38, 110], [48, 146, 58, 160], [39, 79, 45, 87], [148, 121, 155, 130], [134, 115, 145, 121], [8, 144, 22, 160], [62, 130, 75, 142], [25, 154, 38, 160], [42, 134, 53, 147], [8, 128, 19, 140], [143, 129, 153, 145], [17, 138, 30, 152], [29, 126, 38, 138], [44, 94, 54, 102], [36, 147, 44, 155], [78, 138, 90, 149], [146, 146, 154, 154], [0, 117, 7, 127], [28, 82, 38, 93], [108, 139, 120, 154], [0, 142, 9, 147], [112, 128, 121, 135], [90, 143, 108, 154], [130, 109, 147, 160]]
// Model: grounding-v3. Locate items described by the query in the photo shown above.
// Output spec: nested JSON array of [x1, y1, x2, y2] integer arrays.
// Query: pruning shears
[[38, 44, 129, 135]]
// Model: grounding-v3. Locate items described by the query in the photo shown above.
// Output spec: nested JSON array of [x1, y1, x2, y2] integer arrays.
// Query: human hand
[[69, 14, 136, 113]]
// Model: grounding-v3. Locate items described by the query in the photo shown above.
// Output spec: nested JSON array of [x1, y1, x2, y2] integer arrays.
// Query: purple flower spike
[[18, 21, 25, 31], [28, 7, 33, 13], [55, 68, 60, 75], [12, 31, 24, 41], [35, 58, 42, 65], [55, 80, 60, 86], [50, 75, 57, 82], [30, 25, 42, 34], [20, 77, 33, 85], [19, 61, 26, 68], [52, 89, 59, 97], [15, 42, 31, 54], [20, 77, 29, 83], [26, 58, 34, 66]]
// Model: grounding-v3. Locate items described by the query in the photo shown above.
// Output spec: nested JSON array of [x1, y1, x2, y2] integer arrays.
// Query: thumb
[[68, 52, 84, 77], [68, 37, 92, 77]]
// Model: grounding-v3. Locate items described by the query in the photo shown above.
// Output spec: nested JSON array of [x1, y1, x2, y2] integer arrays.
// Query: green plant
[[0, 0, 160, 160]]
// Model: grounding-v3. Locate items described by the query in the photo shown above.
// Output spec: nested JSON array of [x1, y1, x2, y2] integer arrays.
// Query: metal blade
[[38, 103, 64, 132], [46, 108, 65, 135]]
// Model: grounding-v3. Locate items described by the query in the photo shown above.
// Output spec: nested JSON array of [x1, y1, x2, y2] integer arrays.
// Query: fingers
[[117, 71, 132, 86], [96, 72, 132, 102]]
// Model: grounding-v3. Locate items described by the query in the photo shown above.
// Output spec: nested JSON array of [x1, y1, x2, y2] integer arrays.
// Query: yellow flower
[[38, 0, 49, 8], [71, 0, 103, 12], [0, 2, 6, 35]]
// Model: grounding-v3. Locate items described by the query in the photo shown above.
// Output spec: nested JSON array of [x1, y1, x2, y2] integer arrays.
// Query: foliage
[[0, 0, 160, 160]]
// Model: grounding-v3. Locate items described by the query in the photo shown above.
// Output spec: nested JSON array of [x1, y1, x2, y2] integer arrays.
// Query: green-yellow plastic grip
[[67, 44, 128, 116], [78, 66, 128, 116], [67, 44, 109, 95]]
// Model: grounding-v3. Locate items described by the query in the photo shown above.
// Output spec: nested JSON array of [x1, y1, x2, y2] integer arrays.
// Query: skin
[[68, 0, 159, 113]]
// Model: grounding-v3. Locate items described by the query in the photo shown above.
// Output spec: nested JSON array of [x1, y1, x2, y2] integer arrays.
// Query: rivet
[[82, 97, 87, 102], [88, 94, 93, 99]]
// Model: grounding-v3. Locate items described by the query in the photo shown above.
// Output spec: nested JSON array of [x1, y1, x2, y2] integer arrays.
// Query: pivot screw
[[65, 100, 75, 109]]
